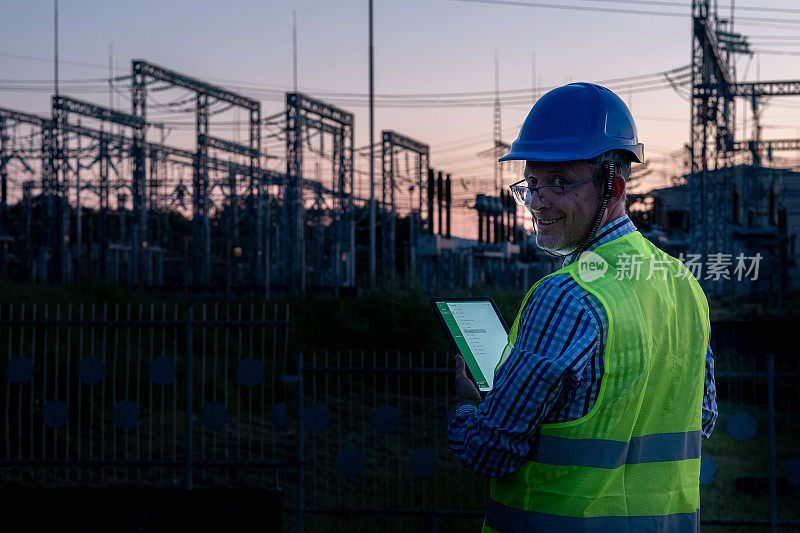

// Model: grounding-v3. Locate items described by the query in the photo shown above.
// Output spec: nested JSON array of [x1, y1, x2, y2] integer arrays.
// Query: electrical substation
[[0, 0, 799, 302], [0, 56, 528, 297]]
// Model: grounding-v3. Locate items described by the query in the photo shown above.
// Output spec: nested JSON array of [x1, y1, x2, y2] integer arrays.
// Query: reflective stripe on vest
[[485, 500, 700, 533], [532, 430, 702, 469]]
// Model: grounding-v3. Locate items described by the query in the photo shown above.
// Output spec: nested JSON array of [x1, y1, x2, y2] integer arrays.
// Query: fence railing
[[3, 308, 800, 532], [0, 302, 295, 492], [295, 350, 486, 533], [296, 350, 800, 532]]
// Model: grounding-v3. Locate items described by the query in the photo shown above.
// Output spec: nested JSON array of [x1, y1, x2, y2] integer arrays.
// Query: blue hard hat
[[499, 82, 644, 163]]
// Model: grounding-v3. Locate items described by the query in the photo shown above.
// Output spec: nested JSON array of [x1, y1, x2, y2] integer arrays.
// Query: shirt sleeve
[[446, 276, 600, 478], [701, 343, 718, 438]]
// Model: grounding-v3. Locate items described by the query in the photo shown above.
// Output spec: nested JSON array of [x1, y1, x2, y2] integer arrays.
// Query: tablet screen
[[432, 299, 509, 391]]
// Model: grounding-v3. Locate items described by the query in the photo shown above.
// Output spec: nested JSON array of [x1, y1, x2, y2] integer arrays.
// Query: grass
[[0, 278, 531, 356], [290, 360, 800, 532], [3, 366, 798, 533], [1, 281, 799, 531], [699, 400, 800, 532]]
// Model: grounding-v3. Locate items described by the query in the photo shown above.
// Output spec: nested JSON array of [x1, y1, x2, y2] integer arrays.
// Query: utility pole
[[109, 43, 113, 109], [493, 52, 509, 196], [409, 185, 415, 275], [53, 0, 65, 282], [54, 0, 58, 98], [293, 10, 298, 94], [368, 0, 376, 285], [494, 51, 500, 195], [75, 122, 81, 278]]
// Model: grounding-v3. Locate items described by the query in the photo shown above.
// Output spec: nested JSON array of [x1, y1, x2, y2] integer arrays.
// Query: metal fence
[[296, 350, 486, 532], [700, 351, 800, 531], [0, 302, 295, 493], [3, 308, 800, 532], [296, 349, 800, 532]]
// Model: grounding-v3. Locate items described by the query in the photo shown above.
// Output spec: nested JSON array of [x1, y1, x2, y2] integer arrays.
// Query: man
[[447, 82, 717, 532]]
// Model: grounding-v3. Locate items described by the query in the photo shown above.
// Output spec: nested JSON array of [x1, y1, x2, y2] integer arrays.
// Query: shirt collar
[[561, 214, 637, 268]]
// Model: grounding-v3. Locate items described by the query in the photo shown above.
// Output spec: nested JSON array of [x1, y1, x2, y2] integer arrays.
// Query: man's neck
[[561, 214, 635, 267]]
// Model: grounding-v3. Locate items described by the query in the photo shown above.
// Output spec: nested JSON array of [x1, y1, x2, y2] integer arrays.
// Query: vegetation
[[1, 280, 798, 531], [0, 277, 530, 356]]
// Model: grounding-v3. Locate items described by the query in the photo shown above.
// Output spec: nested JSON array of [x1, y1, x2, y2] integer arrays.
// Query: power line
[[452, 0, 684, 17], [579, 0, 800, 15], [746, 35, 800, 40], [0, 51, 125, 72], [733, 20, 800, 30], [0, 61, 687, 101], [751, 49, 800, 56], [745, 42, 800, 47], [452, 0, 800, 26]]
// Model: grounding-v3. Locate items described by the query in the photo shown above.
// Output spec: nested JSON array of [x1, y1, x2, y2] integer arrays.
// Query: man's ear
[[611, 170, 626, 200]]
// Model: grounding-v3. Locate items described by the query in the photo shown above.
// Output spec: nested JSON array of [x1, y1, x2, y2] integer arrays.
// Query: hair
[[587, 150, 634, 208], [588, 150, 633, 180]]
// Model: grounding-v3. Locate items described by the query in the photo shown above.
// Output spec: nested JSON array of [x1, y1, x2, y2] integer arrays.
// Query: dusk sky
[[3, 0, 800, 237]]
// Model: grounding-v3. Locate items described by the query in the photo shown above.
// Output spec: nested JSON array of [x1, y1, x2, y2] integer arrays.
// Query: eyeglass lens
[[510, 185, 567, 206], [510, 186, 531, 206]]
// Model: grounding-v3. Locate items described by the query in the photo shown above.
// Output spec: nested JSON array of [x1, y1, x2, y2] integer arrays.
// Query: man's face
[[523, 160, 601, 255]]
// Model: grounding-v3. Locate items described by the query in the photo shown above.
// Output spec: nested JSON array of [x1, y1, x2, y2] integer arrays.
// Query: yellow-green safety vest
[[484, 231, 710, 533]]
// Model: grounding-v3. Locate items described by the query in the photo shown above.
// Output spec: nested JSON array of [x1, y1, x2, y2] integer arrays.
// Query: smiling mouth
[[537, 216, 564, 227]]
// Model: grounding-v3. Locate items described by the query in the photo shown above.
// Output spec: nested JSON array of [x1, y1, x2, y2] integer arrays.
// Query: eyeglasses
[[508, 176, 597, 207]]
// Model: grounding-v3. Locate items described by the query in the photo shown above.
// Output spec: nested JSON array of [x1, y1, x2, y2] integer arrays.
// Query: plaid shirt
[[447, 215, 718, 478]]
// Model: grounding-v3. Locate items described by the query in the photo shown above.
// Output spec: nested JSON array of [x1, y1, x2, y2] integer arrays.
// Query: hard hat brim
[[498, 143, 644, 164]]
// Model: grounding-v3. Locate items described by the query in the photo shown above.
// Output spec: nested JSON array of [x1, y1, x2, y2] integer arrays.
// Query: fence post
[[281, 351, 304, 531], [767, 353, 776, 533], [425, 508, 437, 533], [186, 304, 194, 490], [297, 351, 304, 533]]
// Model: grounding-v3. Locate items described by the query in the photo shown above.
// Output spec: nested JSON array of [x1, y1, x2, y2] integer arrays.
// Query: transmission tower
[[132, 60, 263, 289], [286, 92, 354, 296], [493, 52, 510, 195], [381, 130, 429, 278], [690, 0, 800, 297]]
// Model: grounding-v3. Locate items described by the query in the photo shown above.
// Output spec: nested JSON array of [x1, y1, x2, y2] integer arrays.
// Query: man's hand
[[455, 354, 482, 408]]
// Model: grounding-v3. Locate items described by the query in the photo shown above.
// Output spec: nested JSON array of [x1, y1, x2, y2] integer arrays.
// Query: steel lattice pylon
[[690, 0, 736, 296], [380, 130, 429, 278], [132, 60, 263, 289], [689, 0, 800, 300], [285, 93, 355, 296]]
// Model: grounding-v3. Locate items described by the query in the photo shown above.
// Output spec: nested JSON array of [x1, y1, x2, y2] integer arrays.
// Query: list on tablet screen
[[435, 300, 508, 391]]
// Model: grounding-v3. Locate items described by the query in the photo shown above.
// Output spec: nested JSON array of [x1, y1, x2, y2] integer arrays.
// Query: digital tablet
[[430, 297, 510, 392]]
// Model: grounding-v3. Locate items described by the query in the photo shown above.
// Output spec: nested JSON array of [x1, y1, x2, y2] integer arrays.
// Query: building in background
[[630, 165, 798, 303]]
